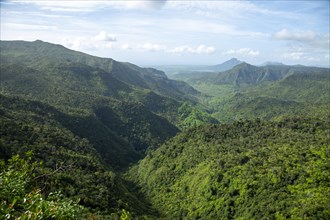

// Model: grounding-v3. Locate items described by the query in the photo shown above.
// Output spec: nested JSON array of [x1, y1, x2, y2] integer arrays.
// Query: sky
[[1, 0, 329, 66]]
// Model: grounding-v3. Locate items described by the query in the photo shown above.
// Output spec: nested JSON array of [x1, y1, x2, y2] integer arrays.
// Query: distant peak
[[238, 62, 252, 66], [33, 40, 46, 44], [211, 58, 244, 72], [260, 61, 285, 66], [229, 58, 239, 61], [222, 58, 242, 63], [229, 62, 256, 70]]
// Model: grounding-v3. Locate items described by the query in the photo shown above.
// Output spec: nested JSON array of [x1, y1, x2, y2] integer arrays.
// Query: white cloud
[[282, 52, 321, 63], [274, 29, 316, 42], [194, 45, 216, 54], [273, 29, 329, 49], [112, 0, 167, 10], [167, 46, 189, 54], [281, 49, 324, 63], [121, 44, 132, 50], [18, 0, 103, 12], [168, 44, 216, 54], [16, 0, 167, 12], [62, 37, 98, 51], [166, 1, 247, 13], [105, 42, 117, 49], [95, 31, 116, 42], [166, 1, 293, 19], [224, 48, 260, 57], [306, 57, 320, 62], [137, 43, 167, 52], [61, 31, 120, 51], [166, 19, 268, 37], [282, 52, 305, 60], [4, 22, 57, 31]]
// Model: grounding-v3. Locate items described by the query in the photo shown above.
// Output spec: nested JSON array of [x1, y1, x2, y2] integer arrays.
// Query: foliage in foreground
[[0, 96, 156, 218], [0, 153, 138, 220], [0, 152, 86, 219]]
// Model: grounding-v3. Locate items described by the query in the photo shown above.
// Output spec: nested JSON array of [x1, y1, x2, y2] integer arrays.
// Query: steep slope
[[0, 40, 199, 100], [117, 62, 201, 99], [129, 117, 330, 219], [260, 61, 285, 66], [211, 68, 330, 122], [192, 63, 329, 86], [0, 95, 156, 217], [172, 62, 288, 86], [0, 40, 216, 129], [194, 63, 281, 85], [169, 58, 242, 82], [208, 58, 242, 72], [0, 40, 219, 217], [0, 61, 180, 160], [182, 63, 330, 122], [1, 94, 141, 168], [155, 58, 242, 78], [247, 70, 330, 103]]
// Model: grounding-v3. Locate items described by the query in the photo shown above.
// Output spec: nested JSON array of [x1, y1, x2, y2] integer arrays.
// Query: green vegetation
[[0, 40, 215, 131], [1, 152, 87, 219], [0, 95, 157, 218], [1, 40, 329, 219], [173, 63, 330, 122], [129, 117, 330, 219], [0, 40, 214, 218]]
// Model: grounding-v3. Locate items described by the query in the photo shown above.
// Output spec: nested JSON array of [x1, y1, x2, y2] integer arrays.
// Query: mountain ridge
[[1, 39, 329, 219], [189, 62, 329, 86], [0, 40, 220, 168], [0, 40, 217, 127], [208, 57, 243, 72]]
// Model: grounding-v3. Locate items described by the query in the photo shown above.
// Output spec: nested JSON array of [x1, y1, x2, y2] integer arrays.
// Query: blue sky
[[1, 0, 329, 66]]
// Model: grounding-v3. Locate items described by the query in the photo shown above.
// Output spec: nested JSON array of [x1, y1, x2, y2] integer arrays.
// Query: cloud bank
[[224, 48, 260, 57], [273, 29, 329, 49], [274, 29, 316, 42], [95, 31, 117, 42], [168, 45, 216, 54]]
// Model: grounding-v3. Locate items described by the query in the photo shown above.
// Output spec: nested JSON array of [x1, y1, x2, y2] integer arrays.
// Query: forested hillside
[[171, 63, 330, 122], [1, 40, 329, 219], [129, 117, 330, 219], [0, 40, 215, 130], [0, 95, 156, 218], [0, 40, 216, 218]]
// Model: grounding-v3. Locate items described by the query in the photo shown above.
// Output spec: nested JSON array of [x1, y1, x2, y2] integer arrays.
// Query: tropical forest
[[1, 39, 329, 219], [0, 1, 329, 219]]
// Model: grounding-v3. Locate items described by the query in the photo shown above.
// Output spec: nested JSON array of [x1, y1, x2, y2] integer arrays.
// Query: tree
[[0, 152, 86, 219]]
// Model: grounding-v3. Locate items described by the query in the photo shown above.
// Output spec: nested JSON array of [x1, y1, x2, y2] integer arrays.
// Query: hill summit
[[211, 57, 243, 72]]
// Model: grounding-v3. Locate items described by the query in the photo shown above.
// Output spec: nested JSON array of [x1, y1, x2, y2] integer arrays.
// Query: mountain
[[129, 118, 330, 219], [0, 40, 217, 128], [0, 40, 217, 216], [192, 62, 329, 86], [161, 58, 242, 81], [176, 62, 329, 122], [152, 58, 242, 79], [0, 94, 157, 217], [1, 40, 329, 218], [208, 58, 242, 72], [260, 61, 285, 66], [0, 40, 214, 218], [0, 40, 200, 101], [183, 62, 328, 87], [0, 61, 180, 161]]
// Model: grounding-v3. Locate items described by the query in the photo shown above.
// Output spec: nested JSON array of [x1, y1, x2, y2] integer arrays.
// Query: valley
[[0, 40, 329, 219]]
